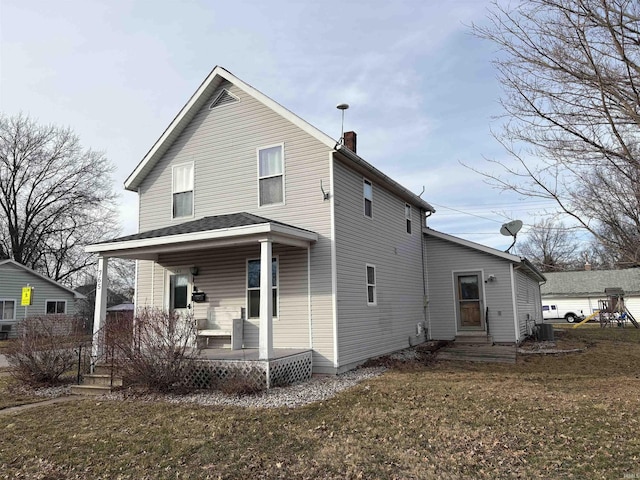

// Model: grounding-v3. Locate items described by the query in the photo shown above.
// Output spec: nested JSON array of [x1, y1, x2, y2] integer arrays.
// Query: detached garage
[[423, 229, 546, 344]]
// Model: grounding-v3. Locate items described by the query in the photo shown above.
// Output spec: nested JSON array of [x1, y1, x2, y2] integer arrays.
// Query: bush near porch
[[1, 327, 639, 479]]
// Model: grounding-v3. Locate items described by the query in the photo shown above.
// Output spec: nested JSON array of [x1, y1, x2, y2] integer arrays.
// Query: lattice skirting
[[181, 351, 312, 390]]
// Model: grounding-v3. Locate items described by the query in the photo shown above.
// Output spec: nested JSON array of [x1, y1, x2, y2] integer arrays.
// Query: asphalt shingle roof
[[104, 212, 312, 244], [541, 269, 640, 296]]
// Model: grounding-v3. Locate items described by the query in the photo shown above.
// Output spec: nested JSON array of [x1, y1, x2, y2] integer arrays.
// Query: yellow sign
[[21, 286, 33, 306]]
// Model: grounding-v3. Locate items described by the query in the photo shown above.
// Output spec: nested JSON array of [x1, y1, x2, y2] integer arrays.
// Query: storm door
[[455, 272, 485, 331]]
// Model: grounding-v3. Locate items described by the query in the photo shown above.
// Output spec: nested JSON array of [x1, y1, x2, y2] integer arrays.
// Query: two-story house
[[87, 66, 544, 378]]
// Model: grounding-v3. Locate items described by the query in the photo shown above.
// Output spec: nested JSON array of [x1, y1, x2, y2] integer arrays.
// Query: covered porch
[[86, 213, 318, 382]]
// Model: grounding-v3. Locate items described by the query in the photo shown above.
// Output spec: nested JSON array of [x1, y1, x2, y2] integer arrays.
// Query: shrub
[[107, 307, 201, 393], [6, 315, 87, 386]]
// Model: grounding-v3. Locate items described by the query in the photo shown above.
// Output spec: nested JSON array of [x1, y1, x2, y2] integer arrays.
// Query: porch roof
[[86, 212, 318, 259]]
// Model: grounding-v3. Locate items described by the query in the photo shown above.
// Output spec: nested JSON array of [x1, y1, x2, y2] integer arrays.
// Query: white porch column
[[259, 239, 274, 360], [92, 255, 109, 360]]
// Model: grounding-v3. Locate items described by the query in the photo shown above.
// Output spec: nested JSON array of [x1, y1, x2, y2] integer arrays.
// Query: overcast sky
[[1, 0, 559, 250]]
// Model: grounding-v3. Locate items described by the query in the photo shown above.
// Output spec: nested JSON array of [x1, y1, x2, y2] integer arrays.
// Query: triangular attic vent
[[209, 89, 239, 109]]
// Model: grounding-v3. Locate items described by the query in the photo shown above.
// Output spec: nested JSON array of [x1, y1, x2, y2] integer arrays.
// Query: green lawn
[[1, 328, 639, 479]]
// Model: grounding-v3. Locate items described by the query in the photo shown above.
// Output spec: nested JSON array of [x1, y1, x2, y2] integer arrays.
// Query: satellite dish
[[500, 219, 523, 253], [500, 220, 523, 237]]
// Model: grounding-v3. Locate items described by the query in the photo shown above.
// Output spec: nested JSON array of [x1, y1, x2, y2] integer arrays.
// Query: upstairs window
[[405, 204, 412, 234], [363, 179, 373, 218], [172, 162, 194, 218], [46, 300, 66, 314], [258, 145, 284, 206]]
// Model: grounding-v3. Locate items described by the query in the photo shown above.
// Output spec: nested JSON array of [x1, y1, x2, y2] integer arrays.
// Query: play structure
[[573, 287, 638, 329]]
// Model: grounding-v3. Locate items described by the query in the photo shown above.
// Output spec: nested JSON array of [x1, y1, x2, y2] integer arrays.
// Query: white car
[[542, 304, 585, 323]]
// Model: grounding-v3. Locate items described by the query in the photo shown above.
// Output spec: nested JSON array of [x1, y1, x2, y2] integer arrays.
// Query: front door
[[455, 272, 485, 331], [166, 267, 193, 314]]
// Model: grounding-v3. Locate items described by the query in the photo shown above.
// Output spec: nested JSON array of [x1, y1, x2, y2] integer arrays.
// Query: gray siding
[[515, 269, 543, 339], [333, 159, 426, 370], [424, 236, 517, 343], [0, 263, 78, 335], [135, 81, 334, 370]]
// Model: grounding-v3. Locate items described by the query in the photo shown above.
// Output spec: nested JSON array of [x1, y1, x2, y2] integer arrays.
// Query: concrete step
[[454, 335, 493, 345], [70, 384, 114, 396], [82, 374, 123, 387]]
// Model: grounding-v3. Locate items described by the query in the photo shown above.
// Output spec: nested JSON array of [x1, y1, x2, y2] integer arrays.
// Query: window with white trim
[[247, 258, 278, 318], [363, 179, 373, 218], [258, 145, 284, 206], [366, 264, 377, 305], [46, 300, 67, 314], [0, 300, 15, 320], [405, 204, 412, 234], [172, 162, 194, 218]]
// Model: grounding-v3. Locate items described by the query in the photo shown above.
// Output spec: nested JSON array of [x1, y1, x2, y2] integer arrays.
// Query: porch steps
[[70, 365, 124, 396], [437, 335, 517, 364]]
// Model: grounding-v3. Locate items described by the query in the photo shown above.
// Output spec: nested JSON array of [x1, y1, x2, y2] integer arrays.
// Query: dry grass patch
[[0, 376, 48, 410], [0, 329, 639, 479]]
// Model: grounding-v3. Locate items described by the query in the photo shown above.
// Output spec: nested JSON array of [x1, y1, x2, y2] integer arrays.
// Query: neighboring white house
[[86, 66, 545, 374], [541, 269, 640, 321], [0, 259, 85, 338]]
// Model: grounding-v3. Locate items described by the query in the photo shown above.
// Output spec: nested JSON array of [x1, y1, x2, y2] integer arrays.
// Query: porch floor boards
[[437, 336, 517, 364], [198, 348, 310, 361]]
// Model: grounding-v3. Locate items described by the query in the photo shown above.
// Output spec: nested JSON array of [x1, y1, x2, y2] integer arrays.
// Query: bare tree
[[0, 114, 119, 283], [516, 219, 581, 271], [471, 0, 640, 267]]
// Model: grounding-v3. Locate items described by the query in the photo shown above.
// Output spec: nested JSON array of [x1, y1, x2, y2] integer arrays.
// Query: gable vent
[[209, 89, 239, 109]]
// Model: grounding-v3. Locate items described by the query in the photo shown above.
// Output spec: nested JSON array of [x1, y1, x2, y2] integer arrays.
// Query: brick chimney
[[343, 131, 357, 154], [585, 262, 592, 271]]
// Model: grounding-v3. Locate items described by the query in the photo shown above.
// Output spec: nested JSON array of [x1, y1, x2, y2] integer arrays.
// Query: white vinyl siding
[[424, 235, 518, 343], [257, 144, 285, 206], [334, 159, 426, 371], [172, 162, 194, 218], [516, 270, 544, 339], [136, 81, 334, 372], [45, 300, 67, 314]]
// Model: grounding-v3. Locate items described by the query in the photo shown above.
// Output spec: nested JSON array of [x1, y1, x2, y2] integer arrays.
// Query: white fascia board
[[423, 228, 521, 263], [125, 66, 338, 191], [85, 223, 317, 254]]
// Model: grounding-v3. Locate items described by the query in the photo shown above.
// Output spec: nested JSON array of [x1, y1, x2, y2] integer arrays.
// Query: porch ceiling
[[85, 212, 318, 260]]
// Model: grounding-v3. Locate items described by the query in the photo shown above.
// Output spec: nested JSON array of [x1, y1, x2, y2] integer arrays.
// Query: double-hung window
[[0, 300, 15, 320], [405, 204, 412, 234], [172, 162, 194, 218], [363, 179, 373, 218], [366, 264, 377, 306], [46, 300, 66, 314], [247, 258, 278, 318], [258, 145, 284, 206]]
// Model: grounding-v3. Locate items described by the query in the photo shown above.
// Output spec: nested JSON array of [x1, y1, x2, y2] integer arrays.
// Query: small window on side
[[363, 179, 372, 218], [405, 204, 412, 234], [366, 264, 377, 306]]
